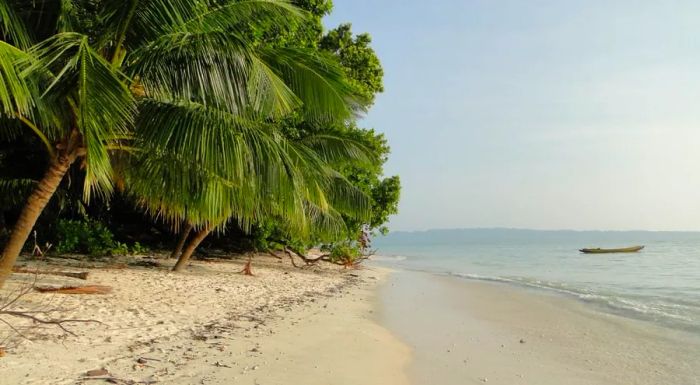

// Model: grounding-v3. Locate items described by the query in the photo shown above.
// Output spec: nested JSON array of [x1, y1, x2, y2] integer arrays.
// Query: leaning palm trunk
[[169, 222, 193, 259], [172, 227, 212, 272], [0, 153, 76, 288]]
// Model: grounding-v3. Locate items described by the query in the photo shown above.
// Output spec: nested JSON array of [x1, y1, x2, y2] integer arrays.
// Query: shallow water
[[373, 229, 700, 334]]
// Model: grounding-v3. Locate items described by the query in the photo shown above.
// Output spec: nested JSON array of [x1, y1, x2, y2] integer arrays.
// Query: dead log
[[34, 285, 112, 294], [13, 267, 89, 280]]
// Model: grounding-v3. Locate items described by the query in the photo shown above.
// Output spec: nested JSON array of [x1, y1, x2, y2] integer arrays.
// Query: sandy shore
[[379, 270, 700, 385], [6, 256, 696, 385], [0, 255, 409, 385]]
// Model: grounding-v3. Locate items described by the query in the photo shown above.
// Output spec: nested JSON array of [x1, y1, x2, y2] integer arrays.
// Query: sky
[[324, 1, 700, 232]]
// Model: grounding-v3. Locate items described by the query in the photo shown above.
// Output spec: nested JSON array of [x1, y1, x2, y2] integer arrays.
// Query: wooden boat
[[579, 246, 644, 254]]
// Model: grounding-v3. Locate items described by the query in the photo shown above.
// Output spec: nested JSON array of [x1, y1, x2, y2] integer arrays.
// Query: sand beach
[[380, 269, 700, 385], [2, 255, 699, 385], [0, 255, 409, 385]]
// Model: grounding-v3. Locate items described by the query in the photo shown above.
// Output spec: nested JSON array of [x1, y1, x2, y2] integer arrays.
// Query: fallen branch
[[283, 248, 303, 268], [13, 267, 89, 280], [35, 285, 112, 294], [1, 310, 100, 336], [266, 250, 284, 260], [79, 376, 155, 384], [0, 269, 102, 348], [284, 247, 326, 265]]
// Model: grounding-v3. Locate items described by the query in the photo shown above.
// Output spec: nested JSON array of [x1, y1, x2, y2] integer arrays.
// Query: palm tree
[[121, 116, 372, 271], [0, 0, 362, 288]]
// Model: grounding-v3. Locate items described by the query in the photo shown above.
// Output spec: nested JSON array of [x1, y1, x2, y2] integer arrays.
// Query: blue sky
[[325, 1, 700, 231]]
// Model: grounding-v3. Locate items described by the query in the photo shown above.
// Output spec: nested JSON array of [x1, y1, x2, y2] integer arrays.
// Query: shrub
[[54, 219, 129, 257], [130, 242, 149, 255], [326, 241, 363, 266]]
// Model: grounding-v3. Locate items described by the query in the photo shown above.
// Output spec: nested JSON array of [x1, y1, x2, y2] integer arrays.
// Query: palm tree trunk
[[0, 156, 74, 288], [172, 226, 211, 272], [169, 222, 193, 259]]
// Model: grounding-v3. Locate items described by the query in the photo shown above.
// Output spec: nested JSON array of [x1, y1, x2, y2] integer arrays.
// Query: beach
[[0, 256, 409, 385], [380, 269, 700, 385], [2, 255, 699, 384]]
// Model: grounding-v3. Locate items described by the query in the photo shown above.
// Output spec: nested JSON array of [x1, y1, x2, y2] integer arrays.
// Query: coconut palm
[[122, 117, 372, 271], [0, 0, 362, 288]]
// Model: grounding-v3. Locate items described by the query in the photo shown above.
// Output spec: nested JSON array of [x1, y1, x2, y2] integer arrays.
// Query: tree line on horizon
[[0, 0, 400, 289]]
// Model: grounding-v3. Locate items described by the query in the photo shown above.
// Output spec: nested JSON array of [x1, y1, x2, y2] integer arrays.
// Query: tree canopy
[[0, 0, 400, 281]]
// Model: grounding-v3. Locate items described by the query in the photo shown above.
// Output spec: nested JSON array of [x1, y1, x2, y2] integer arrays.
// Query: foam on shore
[[378, 269, 700, 385]]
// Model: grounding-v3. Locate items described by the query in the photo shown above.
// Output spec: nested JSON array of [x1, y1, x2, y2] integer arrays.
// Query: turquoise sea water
[[373, 229, 700, 334]]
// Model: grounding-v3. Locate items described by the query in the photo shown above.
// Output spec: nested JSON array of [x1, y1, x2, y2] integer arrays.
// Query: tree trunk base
[[240, 256, 254, 276]]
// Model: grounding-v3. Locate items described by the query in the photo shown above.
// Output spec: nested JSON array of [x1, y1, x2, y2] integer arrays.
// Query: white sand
[[0, 256, 410, 385]]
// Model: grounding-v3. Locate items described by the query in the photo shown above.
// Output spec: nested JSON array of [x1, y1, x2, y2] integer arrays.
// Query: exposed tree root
[[282, 247, 370, 269]]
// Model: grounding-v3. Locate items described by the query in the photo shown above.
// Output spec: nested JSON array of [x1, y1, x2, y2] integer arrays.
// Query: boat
[[579, 246, 644, 254]]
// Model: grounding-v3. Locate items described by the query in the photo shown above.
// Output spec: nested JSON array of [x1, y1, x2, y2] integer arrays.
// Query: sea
[[372, 228, 700, 335]]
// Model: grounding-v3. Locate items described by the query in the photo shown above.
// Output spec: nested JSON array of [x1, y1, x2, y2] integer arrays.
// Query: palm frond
[[259, 46, 361, 122], [28, 32, 136, 200], [180, 0, 304, 33], [0, 0, 31, 49], [0, 41, 34, 117], [127, 29, 302, 118], [299, 133, 372, 166], [127, 97, 308, 229]]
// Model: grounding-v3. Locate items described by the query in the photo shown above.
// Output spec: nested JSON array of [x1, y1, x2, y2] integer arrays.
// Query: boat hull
[[579, 246, 644, 254]]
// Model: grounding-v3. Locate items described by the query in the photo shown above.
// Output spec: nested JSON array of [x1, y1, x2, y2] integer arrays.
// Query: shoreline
[[4, 255, 698, 385], [384, 266, 700, 335], [0, 256, 410, 385], [378, 268, 700, 385]]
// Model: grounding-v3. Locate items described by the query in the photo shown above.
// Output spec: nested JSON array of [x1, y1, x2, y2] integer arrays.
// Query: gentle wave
[[445, 271, 700, 332], [371, 254, 408, 262]]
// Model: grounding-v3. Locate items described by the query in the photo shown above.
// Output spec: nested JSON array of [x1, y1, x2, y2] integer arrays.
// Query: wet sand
[[378, 270, 700, 385]]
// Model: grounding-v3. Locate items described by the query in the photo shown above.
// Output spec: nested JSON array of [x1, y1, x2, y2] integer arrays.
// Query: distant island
[[376, 227, 700, 245]]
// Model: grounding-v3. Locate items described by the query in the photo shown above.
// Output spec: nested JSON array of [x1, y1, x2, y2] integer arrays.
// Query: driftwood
[[13, 267, 89, 280], [34, 285, 112, 295]]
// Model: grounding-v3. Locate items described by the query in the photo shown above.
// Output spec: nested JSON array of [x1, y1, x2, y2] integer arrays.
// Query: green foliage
[[235, 5, 400, 249], [55, 219, 117, 256], [0, 0, 399, 261], [247, 219, 309, 252], [54, 218, 144, 256], [325, 240, 362, 265], [252, 0, 333, 48], [320, 23, 384, 105], [369, 175, 401, 235], [130, 242, 149, 255]]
